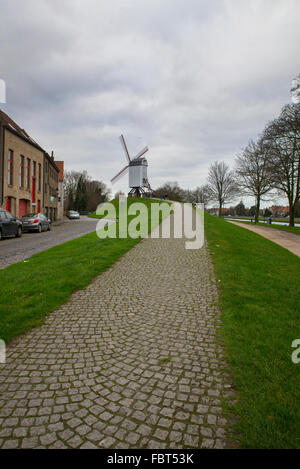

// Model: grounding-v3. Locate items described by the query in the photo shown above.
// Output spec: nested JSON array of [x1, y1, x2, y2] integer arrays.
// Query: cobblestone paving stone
[[0, 215, 236, 449]]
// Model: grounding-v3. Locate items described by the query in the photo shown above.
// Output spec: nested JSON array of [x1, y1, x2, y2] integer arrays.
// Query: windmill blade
[[111, 164, 129, 184], [133, 146, 149, 160], [119, 135, 131, 163]]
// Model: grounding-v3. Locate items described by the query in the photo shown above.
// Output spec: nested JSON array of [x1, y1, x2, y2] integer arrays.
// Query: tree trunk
[[255, 196, 260, 223], [218, 203, 222, 217], [289, 203, 295, 227]]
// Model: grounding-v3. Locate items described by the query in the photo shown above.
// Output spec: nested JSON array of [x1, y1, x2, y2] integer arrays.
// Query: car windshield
[[22, 213, 38, 218]]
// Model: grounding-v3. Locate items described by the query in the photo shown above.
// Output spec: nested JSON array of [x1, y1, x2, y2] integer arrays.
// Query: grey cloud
[[0, 0, 299, 208]]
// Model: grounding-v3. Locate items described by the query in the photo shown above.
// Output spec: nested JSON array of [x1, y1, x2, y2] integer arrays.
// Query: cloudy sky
[[0, 0, 299, 205]]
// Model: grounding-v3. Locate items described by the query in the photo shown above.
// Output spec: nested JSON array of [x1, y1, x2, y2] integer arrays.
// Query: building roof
[[0, 109, 44, 152], [0, 109, 62, 174]]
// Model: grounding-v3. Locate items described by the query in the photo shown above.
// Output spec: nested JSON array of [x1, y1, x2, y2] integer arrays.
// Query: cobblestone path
[[0, 216, 235, 449]]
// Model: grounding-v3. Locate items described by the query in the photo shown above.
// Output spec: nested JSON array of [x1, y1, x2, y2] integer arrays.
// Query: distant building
[[0, 110, 63, 221], [55, 160, 64, 220], [43, 151, 59, 222], [269, 205, 289, 218]]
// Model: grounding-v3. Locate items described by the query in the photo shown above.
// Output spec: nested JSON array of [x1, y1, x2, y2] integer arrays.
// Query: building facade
[[55, 160, 64, 221], [0, 110, 62, 220], [43, 152, 60, 222]]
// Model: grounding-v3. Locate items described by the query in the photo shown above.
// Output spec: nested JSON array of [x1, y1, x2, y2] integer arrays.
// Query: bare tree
[[86, 180, 110, 212], [291, 75, 300, 104], [263, 104, 300, 226], [235, 139, 274, 223], [64, 170, 90, 203], [64, 170, 110, 212], [191, 184, 213, 207], [207, 161, 238, 217], [155, 181, 185, 202]]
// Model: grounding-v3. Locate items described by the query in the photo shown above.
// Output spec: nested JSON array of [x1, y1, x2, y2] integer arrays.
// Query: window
[[32, 161, 36, 178], [38, 163, 41, 191], [19, 155, 24, 187], [26, 158, 30, 189], [5, 211, 14, 219], [8, 150, 13, 185]]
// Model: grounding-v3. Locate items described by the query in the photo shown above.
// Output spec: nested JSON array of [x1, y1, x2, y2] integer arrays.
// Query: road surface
[[0, 216, 101, 269]]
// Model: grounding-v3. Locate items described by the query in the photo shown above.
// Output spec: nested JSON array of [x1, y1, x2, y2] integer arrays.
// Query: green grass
[[205, 213, 300, 448], [0, 232, 139, 343], [0, 198, 171, 343], [230, 220, 300, 235], [89, 197, 172, 217]]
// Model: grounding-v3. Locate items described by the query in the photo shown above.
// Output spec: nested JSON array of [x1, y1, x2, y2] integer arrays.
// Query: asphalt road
[[0, 216, 102, 269]]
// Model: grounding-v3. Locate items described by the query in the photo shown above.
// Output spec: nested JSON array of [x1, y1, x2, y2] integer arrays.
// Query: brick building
[[0, 110, 62, 220], [55, 160, 64, 221], [43, 151, 60, 222]]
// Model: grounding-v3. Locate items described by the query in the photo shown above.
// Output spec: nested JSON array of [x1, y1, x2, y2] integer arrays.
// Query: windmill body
[[129, 157, 148, 188], [111, 135, 153, 197]]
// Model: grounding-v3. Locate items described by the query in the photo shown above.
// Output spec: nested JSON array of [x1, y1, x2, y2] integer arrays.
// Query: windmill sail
[[133, 146, 149, 160], [111, 164, 129, 184], [119, 135, 131, 163]]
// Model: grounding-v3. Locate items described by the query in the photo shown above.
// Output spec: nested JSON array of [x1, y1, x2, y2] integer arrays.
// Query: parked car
[[0, 209, 22, 240], [67, 210, 80, 220], [21, 213, 51, 233]]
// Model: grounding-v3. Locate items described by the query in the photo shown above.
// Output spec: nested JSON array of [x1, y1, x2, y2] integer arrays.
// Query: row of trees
[[199, 101, 299, 226], [154, 181, 213, 205], [155, 80, 300, 226], [64, 170, 110, 213], [234, 102, 300, 226]]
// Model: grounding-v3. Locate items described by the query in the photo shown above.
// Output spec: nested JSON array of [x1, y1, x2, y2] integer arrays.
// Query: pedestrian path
[[227, 221, 300, 257], [0, 211, 235, 449]]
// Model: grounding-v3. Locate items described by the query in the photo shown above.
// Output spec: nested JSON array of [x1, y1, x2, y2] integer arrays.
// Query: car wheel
[[0, 229, 2, 241], [16, 226, 22, 238], [37, 224, 42, 233], [47, 224, 51, 231]]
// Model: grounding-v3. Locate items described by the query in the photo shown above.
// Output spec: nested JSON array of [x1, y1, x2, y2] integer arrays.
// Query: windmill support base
[[128, 186, 154, 198]]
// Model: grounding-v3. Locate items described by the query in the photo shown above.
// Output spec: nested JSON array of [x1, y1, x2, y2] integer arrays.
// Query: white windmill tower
[[111, 134, 153, 197]]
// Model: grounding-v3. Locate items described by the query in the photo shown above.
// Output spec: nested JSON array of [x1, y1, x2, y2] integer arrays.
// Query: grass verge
[[205, 212, 300, 448], [1, 198, 171, 343]]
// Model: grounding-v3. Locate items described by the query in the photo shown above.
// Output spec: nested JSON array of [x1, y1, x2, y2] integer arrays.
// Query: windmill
[[111, 134, 153, 197]]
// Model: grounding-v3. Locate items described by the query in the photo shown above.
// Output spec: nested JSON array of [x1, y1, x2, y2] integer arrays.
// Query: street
[[0, 216, 100, 269]]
